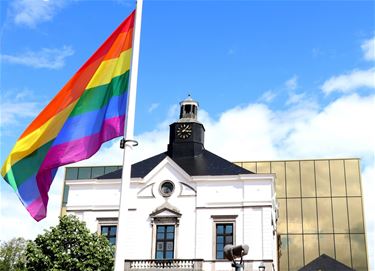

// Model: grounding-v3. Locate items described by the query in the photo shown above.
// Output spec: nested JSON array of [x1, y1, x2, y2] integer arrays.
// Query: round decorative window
[[160, 181, 175, 197]]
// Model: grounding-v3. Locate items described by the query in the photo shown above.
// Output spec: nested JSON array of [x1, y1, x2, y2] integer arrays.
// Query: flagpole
[[114, 1, 143, 271]]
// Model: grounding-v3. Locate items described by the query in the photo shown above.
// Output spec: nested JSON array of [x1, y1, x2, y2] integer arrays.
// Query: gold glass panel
[[286, 161, 301, 197], [315, 160, 331, 197], [317, 198, 333, 233], [287, 199, 302, 233], [272, 162, 286, 198], [288, 235, 303, 271], [256, 162, 271, 173], [301, 161, 316, 197], [345, 159, 361, 196], [348, 197, 364, 233], [302, 198, 317, 233], [279, 235, 288, 271], [319, 234, 335, 258], [303, 235, 319, 265], [330, 160, 346, 196], [332, 198, 349, 233], [350, 234, 368, 271], [278, 199, 287, 234], [335, 234, 352, 267], [241, 162, 256, 173]]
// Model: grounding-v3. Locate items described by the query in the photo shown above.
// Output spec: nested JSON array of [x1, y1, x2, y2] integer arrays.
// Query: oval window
[[160, 181, 175, 197]]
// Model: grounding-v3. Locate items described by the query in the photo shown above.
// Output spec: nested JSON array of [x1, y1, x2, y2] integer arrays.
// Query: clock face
[[176, 124, 192, 139]]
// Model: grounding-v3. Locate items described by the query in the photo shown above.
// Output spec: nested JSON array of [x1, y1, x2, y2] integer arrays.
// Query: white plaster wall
[[65, 160, 277, 270], [66, 182, 120, 207]]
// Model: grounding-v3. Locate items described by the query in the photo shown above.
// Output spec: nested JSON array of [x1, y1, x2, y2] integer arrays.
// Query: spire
[[179, 95, 199, 122]]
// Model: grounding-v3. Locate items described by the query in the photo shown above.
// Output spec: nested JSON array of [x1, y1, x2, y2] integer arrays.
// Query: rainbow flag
[[1, 11, 135, 221]]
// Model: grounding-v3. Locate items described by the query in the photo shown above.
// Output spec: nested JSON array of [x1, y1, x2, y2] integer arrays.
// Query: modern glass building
[[235, 158, 368, 271]]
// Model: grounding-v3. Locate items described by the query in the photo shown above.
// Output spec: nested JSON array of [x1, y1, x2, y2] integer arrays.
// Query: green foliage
[[26, 215, 114, 271], [0, 237, 27, 271]]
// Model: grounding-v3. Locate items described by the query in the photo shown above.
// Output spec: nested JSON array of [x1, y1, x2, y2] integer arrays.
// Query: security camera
[[224, 244, 249, 261]]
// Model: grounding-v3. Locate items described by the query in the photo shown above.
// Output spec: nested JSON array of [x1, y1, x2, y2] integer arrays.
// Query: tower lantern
[[179, 95, 199, 121]]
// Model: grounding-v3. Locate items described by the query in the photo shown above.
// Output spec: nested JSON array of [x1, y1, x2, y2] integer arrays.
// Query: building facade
[[235, 159, 368, 271], [61, 97, 278, 271], [60, 98, 368, 271]]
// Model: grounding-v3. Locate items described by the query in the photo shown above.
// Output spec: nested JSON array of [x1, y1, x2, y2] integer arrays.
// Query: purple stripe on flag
[[26, 196, 46, 222], [40, 115, 125, 171]]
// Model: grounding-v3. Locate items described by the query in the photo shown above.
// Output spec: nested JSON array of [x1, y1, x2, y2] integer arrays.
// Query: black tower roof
[[98, 96, 253, 180], [98, 149, 252, 179]]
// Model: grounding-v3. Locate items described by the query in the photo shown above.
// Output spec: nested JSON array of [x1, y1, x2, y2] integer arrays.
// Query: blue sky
[[0, 0, 374, 268]]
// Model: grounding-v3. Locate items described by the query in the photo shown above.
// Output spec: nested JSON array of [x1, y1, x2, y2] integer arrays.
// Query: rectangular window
[[65, 168, 78, 180], [216, 223, 233, 259], [155, 225, 175, 260], [101, 225, 117, 246], [78, 167, 91, 179], [91, 167, 105, 178]]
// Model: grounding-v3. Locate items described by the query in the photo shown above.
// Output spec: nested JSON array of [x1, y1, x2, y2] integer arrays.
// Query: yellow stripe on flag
[[1, 101, 78, 176], [86, 48, 132, 90]]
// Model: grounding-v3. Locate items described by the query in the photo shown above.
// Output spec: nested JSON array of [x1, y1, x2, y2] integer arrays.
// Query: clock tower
[[167, 95, 205, 158]]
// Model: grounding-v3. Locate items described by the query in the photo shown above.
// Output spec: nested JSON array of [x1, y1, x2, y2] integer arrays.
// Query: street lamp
[[258, 262, 265, 271], [223, 244, 249, 271]]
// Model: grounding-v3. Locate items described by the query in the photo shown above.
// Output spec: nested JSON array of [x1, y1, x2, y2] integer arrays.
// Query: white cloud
[[285, 75, 298, 90], [282, 94, 375, 159], [0, 101, 39, 127], [259, 90, 277, 103], [361, 36, 375, 61], [148, 103, 160, 113], [286, 91, 306, 106], [9, 0, 67, 28], [1, 46, 74, 69], [321, 68, 375, 94], [0, 168, 63, 241], [0, 89, 43, 129]]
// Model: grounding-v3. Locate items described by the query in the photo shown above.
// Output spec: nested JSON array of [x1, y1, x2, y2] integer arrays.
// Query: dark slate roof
[[97, 149, 252, 179], [298, 254, 354, 271]]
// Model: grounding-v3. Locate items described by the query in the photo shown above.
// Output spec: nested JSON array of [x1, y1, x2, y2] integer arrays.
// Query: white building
[[62, 97, 278, 271]]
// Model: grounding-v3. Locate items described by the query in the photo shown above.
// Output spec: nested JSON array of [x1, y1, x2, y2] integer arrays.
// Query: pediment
[[150, 202, 181, 218], [142, 157, 191, 185]]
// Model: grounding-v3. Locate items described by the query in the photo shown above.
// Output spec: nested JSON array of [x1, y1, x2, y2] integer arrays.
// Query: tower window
[[185, 104, 192, 113]]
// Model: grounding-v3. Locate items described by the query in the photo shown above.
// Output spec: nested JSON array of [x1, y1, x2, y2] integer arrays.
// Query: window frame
[[211, 215, 237, 260], [155, 225, 176, 260], [151, 217, 179, 260], [97, 218, 118, 246]]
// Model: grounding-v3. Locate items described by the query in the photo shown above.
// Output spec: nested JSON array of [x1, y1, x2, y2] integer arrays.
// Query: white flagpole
[[114, 1, 143, 271]]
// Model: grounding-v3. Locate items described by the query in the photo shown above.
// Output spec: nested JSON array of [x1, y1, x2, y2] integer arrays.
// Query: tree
[[0, 237, 27, 271], [26, 215, 114, 271]]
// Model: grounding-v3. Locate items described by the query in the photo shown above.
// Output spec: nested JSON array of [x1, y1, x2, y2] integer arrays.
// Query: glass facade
[[235, 159, 367, 271], [65, 166, 122, 180]]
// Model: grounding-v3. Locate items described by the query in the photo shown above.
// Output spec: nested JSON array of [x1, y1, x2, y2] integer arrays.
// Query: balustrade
[[124, 259, 203, 271]]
